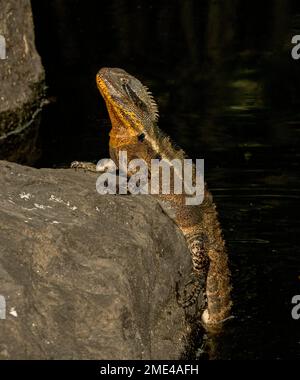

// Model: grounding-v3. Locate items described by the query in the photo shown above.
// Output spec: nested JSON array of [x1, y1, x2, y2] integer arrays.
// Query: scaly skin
[[72, 67, 232, 330]]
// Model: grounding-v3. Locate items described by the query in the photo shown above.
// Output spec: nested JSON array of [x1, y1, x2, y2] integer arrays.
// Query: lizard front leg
[[70, 160, 116, 173], [71, 161, 98, 172], [71, 159, 131, 194]]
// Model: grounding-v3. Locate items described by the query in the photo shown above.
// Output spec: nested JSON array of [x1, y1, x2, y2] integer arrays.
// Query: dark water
[[31, 0, 300, 359], [200, 98, 300, 360]]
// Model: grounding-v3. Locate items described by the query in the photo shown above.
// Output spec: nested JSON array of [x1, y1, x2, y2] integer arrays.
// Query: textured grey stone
[[0, 0, 45, 164], [0, 160, 198, 359]]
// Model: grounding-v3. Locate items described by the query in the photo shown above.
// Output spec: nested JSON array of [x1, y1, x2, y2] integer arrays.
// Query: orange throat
[[106, 103, 138, 149], [97, 76, 138, 149]]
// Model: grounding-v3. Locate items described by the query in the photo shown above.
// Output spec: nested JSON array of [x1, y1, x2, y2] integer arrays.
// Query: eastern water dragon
[[72, 67, 232, 331]]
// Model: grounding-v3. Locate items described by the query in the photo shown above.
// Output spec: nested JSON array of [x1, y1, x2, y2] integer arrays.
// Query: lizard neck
[[106, 102, 140, 149], [96, 70, 150, 150]]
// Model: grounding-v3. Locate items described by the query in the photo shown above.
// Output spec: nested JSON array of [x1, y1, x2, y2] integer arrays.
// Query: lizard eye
[[122, 82, 148, 112]]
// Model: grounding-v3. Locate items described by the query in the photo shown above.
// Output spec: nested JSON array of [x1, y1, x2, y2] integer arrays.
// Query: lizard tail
[[180, 232, 232, 332], [203, 246, 232, 329], [177, 234, 210, 308]]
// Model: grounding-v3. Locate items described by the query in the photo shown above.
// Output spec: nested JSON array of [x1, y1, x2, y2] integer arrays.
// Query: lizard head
[[96, 68, 159, 136]]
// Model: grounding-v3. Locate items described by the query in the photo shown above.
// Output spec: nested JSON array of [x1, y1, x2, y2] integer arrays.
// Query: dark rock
[[0, 0, 45, 164], [0, 160, 199, 359]]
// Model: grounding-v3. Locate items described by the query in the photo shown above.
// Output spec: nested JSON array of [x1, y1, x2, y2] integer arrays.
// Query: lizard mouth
[[96, 68, 112, 102], [96, 67, 130, 113], [96, 67, 126, 95], [96, 67, 159, 123], [96, 68, 143, 145]]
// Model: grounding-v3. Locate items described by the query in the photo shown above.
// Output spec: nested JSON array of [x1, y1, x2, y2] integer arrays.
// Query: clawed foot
[[71, 161, 99, 172], [71, 160, 118, 174], [176, 272, 205, 308], [71, 160, 130, 195]]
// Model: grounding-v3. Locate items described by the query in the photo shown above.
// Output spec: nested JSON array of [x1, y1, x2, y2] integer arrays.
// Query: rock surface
[[0, 0, 45, 164], [0, 160, 199, 359]]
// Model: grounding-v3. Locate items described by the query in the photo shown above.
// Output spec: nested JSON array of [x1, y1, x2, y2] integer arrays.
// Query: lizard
[[72, 67, 232, 330]]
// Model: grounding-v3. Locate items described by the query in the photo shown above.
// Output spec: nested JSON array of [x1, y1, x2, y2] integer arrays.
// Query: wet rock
[[0, 0, 45, 164], [0, 160, 199, 359]]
